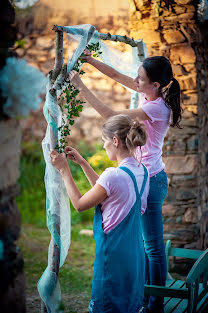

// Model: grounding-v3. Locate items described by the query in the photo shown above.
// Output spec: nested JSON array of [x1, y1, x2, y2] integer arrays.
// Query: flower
[[0, 57, 47, 118]]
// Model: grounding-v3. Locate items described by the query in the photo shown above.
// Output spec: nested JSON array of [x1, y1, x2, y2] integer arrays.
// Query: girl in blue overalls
[[50, 114, 149, 313]]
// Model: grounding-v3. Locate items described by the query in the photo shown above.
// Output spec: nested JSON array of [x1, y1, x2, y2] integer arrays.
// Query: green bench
[[144, 240, 208, 313]]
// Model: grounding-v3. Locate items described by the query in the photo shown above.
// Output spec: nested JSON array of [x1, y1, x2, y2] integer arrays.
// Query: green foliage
[[56, 43, 102, 153], [17, 141, 46, 227], [17, 141, 116, 227], [14, 38, 27, 49]]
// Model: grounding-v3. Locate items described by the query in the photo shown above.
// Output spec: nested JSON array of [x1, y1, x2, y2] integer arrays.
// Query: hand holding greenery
[[56, 43, 102, 152]]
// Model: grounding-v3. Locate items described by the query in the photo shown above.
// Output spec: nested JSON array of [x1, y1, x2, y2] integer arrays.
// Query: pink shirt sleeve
[[96, 167, 116, 197], [141, 98, 170, 123]]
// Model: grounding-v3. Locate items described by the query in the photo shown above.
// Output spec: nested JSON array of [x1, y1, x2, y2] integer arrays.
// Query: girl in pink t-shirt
[[50, 114, 149, 313], [69, 55, 182, 313]]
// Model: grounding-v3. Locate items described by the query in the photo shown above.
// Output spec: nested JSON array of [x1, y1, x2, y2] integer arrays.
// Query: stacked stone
[[194, 21, 208, 250], [129, 0, 201, 247]]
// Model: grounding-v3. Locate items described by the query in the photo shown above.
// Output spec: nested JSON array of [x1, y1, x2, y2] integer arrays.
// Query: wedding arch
[[38, 24, 147, 313]]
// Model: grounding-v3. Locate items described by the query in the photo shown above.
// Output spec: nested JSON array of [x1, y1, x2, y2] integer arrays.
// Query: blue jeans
[[141, 169, 168, 312]]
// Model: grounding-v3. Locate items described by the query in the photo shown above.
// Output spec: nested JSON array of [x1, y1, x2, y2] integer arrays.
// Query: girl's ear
[[113, 136, 119, 147], [154, 82, 160, 90]]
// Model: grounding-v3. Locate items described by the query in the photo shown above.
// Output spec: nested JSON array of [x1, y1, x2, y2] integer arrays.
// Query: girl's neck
[[116, 150, 133, 165], [145, 92, 161, 101]]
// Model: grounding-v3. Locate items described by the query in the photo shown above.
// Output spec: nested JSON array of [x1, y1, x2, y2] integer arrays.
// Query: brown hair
[[142, 56, 182, 128], [102, 114, 147, 153]]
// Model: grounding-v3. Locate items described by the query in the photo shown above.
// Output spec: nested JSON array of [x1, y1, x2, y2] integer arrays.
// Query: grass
[[18, 223, 95, 313]]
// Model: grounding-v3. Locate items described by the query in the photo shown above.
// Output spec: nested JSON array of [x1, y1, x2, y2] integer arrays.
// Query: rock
[[183, 208, 198, 223], [187, 135, 198, 151], [37, 56, 48, 63], [164, 12, 194, 21], [176, 188, 197, 201], [163, 155, 197, 175], [182, 92, 198, 106], [183, 64, 195, 72], [177, 74, 196, 90], [130, 29, 161, 44], [163, 30, 185, 44], [79, 229, 93, 237], [173, 5, 186, 14], [26, 48, 48, 57], [186, 105, 197, 114], [171, 174, 196, 187], [35, 37, 54, 49], [175, 0, 193, 5], [16, 48, 25, 58], [172, 64, 186, 76], [170, 44, 196, 64], [180, 117, 197, 127]]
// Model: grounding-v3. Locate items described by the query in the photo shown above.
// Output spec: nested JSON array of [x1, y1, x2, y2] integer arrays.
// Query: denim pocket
[[155, 170, 168, 199]]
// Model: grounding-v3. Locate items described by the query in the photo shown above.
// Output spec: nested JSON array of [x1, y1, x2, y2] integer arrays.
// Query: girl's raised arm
[[86, 56, 138, 91], [50, 150, 107, 212], [69, 71, 150, 122]]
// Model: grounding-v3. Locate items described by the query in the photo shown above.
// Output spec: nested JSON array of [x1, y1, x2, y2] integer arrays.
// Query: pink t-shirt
[[135, 93, 170, 177], [96, 157, 149, 234]]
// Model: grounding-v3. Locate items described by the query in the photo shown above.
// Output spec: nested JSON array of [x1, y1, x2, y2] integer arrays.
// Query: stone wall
[[129, 0, 208, 248], [194, 20, 208, 250]]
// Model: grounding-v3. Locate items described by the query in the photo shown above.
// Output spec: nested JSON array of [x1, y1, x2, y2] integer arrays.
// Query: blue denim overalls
[[89, 165, 148, 313]]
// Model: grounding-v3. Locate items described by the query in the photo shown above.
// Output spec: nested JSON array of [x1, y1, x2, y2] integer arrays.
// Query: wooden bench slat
[[164, 280, 186, 306], [170, 298, 188, 313], [197, 285, 208, 312], [169, 248, 203, 259], [197, 284, 208, 303], [165, 298, 185, 313], [166, 279, 178, 288], [145, 284, 188, 299]]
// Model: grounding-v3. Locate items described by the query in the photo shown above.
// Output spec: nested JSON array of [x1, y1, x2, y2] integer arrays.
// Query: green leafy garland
[[56, 42, 102, 152]]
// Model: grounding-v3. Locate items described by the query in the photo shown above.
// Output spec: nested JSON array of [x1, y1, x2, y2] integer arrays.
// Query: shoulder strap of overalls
[[119, 164, 148, 199]]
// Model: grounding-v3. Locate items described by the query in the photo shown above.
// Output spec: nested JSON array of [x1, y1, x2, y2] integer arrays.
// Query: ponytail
[[162, 77, 182, 128], [142, 56, 182, 128]]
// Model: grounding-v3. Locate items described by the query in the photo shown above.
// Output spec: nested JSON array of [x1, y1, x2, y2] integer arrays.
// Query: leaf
[[77, 105, 83, 112]]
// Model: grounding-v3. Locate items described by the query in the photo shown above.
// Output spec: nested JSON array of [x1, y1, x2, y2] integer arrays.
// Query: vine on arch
[[56, 42, 102, 152]]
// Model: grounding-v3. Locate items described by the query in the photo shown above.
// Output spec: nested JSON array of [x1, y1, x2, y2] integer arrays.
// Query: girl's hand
[[81, 49, 93, 63], [68, 70, 84, 90], [64, 146, 85, 165], [50, 150, 69, 174]]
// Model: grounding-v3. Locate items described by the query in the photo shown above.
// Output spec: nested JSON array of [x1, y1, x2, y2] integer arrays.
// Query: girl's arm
[[69, 71, 150, 121], [86, 57, 138, 91], [50, 150, 107, 212], [65, 146, 99, 186]]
